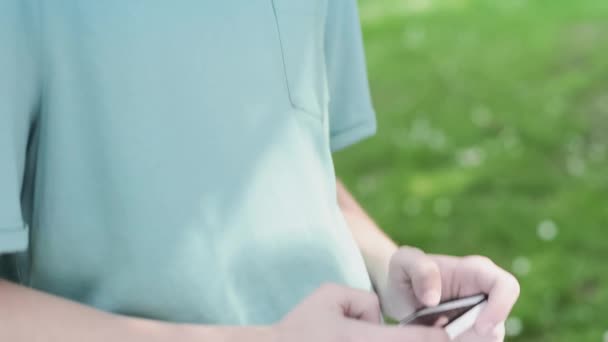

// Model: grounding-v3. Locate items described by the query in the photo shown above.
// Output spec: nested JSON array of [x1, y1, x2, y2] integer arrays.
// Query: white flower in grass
[[409, 118, 432, 143], [589, 143, 606, 162], [566, 156, 586, 177], [603, 330, 608, 342], [471, 105, 492, 127], [500, 128, 520, 151], [505, 317, 523, 337], [537, 220, 558, 241], [356, 175, 379, 196], [512, 256, 531, 276], [428, 130, 447, 150], [457, 147, 485, 168], [411, 119, 447, 150], [597, 94, 608, 112], [566, 135, 584, 153]]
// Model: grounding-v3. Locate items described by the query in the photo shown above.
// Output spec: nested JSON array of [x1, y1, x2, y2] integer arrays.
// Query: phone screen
[[399, 294, 487, 327], [403, 304, 478, 327]]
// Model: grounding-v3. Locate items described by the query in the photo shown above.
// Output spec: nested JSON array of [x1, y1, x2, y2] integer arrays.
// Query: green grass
[[335, 0, 608, 340]]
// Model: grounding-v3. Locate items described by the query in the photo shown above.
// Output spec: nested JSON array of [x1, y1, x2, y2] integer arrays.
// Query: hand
[[378, 247, 520, 341], [273, 283, 449, 342]]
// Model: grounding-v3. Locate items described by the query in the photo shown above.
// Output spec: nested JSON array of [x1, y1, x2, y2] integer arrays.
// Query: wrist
[[164, 323, 277, 342], [223, 325, 277, 342], [368, 243, 398, 291]]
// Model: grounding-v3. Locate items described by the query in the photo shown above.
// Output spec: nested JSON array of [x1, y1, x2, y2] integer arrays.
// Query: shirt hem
[[0, 224, 29, 254]]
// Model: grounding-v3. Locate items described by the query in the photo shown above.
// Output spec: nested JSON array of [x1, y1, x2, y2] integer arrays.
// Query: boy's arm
[[336, 179, 397, 292], [336, 179, 519, 336], [0, 280, 272, 342]]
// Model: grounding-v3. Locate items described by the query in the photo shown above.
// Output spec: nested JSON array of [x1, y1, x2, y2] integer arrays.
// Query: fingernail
[[423, 290, 440, 305]]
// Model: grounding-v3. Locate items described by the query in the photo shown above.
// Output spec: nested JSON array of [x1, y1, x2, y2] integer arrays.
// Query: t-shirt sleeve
[[325, 0, 377, 152], [0, 1, 38, 255]]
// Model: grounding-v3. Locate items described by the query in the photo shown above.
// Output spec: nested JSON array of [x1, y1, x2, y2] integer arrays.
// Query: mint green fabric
[[0, 0, 376, 324]]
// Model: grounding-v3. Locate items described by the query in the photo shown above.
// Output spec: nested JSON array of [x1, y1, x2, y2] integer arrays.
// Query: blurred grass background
[[334, 0, 608, 340]]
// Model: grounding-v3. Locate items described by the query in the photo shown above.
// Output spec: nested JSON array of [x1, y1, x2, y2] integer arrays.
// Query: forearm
[[0, 280, 274, 342], [336, 180, 398, 290]]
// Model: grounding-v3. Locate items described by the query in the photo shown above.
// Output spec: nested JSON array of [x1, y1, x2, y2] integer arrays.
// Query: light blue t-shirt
[[0, 0, 377, 324]]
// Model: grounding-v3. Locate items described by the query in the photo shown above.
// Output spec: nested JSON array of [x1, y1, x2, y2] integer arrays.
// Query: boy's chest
[[39, 0, 329, 118]]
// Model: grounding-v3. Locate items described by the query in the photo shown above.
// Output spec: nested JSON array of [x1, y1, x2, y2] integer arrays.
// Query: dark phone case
[[399, 294, 487, 327]]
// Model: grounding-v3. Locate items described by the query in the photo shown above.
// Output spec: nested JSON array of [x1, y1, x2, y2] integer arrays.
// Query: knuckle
[[402, 246, 425, 257], [417, 270, 440, 288], [416, 259, 439, 276], [367, 293, 381, 308], [388, 255, 405, 272], [466, 255, 495, 267], [391, 247, 432, 270], [392, 246, 424, 262], [506, 273, 521, 296]]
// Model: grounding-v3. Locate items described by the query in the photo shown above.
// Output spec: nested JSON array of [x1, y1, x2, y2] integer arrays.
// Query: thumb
[[315, 284, 382, 324], [391, 247, 443, 306]]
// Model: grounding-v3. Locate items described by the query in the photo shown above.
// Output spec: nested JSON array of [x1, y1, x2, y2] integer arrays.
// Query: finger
[[392, 247, 442, 306], [462, 257, 520, 335], [476, 271, 519, 335], [315, 283, 382, 324], [492, 322, 506, 341], [350, 320, 450, 342]]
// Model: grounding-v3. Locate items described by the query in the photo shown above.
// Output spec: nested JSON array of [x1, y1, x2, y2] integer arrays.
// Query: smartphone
[[399, 294, 487, 339]]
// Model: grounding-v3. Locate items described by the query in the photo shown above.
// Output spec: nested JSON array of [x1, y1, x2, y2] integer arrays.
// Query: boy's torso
[[0, 0, 373, 324]]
